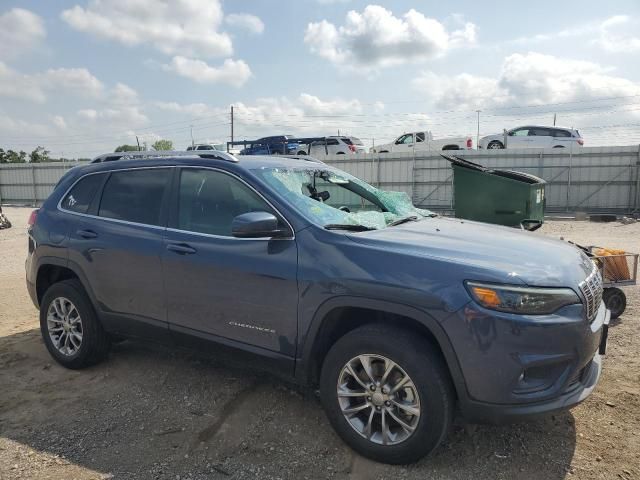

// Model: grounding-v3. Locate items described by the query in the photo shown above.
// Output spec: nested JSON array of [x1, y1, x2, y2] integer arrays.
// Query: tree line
[[0, 146, 51, 163], [0, 139, 174, 164]]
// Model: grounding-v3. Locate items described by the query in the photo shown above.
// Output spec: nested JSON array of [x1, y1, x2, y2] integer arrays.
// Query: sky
[[1, 0, 640, 158]]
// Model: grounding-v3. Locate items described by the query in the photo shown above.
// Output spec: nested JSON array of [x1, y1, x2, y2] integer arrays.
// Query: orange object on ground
[[592, 248, 631, 281]]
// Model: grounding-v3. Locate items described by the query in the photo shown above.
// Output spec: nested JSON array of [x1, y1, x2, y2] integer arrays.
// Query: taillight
[[466, 138, 473, 149], [577, 139, 584, 146], [28, 209, 38, 227], [348, 144, 357, 153]]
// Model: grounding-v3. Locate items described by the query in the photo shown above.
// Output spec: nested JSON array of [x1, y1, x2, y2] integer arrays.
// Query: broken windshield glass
[[253, 167, 433, 230]]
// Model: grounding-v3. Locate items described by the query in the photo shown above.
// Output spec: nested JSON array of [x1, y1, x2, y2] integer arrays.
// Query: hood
[[347, 217, 593, 288]]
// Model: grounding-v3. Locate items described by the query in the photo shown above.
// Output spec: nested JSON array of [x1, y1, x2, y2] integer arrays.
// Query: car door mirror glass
[[231, 211, 285, 239]]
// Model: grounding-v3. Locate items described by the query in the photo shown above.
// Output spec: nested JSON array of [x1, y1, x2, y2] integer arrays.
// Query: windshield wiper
[[324, 224, 376, 232], [388, 215, 419, 227]]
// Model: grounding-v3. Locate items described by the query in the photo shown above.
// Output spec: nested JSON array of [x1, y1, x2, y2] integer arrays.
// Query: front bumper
[[445, 300, 609, 423]]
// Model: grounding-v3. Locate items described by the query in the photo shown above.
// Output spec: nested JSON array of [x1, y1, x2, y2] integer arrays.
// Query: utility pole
[[230, 106, 234, 147], [553, 113, 557, 126], [136, 136, 141, 151], [190, 125, 194, 147], [475, 110, 481, 148]]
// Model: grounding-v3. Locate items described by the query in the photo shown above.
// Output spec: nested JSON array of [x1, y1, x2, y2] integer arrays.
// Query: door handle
[[76, 229, 97, 239], [166, 243, 197, 255]]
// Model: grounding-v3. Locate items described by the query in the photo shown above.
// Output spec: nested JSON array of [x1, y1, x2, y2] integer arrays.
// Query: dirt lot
[[1, 206, 639, 480]]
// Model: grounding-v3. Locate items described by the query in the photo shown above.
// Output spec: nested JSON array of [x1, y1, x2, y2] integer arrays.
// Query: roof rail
[[91, 150, 238, 164], [276, 154, 325, 164]]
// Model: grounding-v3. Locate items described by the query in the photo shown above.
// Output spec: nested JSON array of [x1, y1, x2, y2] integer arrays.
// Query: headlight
[[465, 281, 580, 315]]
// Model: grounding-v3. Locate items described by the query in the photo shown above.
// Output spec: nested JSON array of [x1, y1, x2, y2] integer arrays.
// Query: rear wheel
[[320, 325, 454, 464], [297, 150, 307, 155], [487, 141, 504, 149], [40, 279, 110, 369]]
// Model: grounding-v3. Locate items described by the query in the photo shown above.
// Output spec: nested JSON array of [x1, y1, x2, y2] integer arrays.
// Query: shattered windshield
[[253, 166, 434, 230]]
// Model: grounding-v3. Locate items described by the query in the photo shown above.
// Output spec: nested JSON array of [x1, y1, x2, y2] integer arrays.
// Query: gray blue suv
[[26, 151, 609, 464]]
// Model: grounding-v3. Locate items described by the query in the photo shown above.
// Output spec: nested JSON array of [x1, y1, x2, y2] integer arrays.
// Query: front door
[[162, 167, 299, 356], [393, 133, 414, 153]]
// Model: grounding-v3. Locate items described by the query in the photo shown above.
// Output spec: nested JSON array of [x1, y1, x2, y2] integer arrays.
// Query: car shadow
[[0, 329, 576, 479]]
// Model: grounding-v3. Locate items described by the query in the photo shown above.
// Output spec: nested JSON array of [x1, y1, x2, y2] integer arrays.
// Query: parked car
[[27, 152, 608, 464], [240, 135, 301, 155], [186, 143, 225, 151], [307, 136, 367, 156], [479, 126, 584, 150], [371, 131, 473, 153]]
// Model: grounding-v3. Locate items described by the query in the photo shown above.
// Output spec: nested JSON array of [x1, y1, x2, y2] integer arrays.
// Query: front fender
[[294, 295, 468, 401]]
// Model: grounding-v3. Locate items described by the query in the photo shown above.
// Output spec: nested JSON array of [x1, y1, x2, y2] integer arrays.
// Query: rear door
[[528, 127, 554, 148], [162, 167, 299, 357], [65, 167, 172, 337]]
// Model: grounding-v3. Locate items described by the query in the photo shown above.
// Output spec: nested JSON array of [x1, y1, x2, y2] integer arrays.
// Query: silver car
[[480, 126, 584, 150]]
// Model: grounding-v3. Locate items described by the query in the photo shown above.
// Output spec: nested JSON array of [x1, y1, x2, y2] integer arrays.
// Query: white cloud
[[61, 0, 232, 58], [162, 56, 251, 87], [413, 52, 640, 110], [39, 68, 105, 97], [0, 63, 104, 103], [509, 15, 640, 53], [304, 5, 477, 69], [225, 13, 264, 34], [0, 8, 46, 60], [51, 115, 68, 130], [597, 15, 640, 52]]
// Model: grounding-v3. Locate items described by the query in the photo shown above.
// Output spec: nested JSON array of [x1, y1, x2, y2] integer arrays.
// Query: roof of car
[[86, 151, 325, 174]]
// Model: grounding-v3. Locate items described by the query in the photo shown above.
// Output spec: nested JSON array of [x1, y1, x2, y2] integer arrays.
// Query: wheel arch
[[35, 259, 97, 310], [296, 297, 467, 401]]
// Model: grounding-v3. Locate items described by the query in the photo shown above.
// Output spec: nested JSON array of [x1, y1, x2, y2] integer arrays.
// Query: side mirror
[[231, 211, 287, 239]]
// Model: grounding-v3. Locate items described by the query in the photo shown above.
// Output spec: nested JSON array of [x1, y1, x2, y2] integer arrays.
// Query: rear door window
[[98, 168, 171, 226], [62, 173, 106, 214], [528, 128, 551, 136]]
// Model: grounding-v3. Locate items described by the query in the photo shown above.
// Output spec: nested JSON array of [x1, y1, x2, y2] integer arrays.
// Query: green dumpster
[[443, 155, 546, 231]]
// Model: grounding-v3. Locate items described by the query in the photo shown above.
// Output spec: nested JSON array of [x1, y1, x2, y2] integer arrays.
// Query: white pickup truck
[[371, 131, 473, 153]]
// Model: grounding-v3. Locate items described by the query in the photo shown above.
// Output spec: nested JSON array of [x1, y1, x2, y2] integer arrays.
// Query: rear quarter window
[[552, 129, 572, 138], [61, 173, 106, 214]]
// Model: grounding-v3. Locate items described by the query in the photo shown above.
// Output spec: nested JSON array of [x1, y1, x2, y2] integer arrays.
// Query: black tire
[[336, 152, 345, 155], [297, 151, 307, 155], [553, 145, 565, 148], [487, 141, 504, 149], [603, 288, 626, 319], [40, 279, 110, 369], [441, 145, 460, 151], [378, 150, 389, 154], [319, 325, 454, 464]]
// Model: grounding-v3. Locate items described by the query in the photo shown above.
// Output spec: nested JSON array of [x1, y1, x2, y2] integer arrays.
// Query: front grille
[[579, 264, 603, 323]]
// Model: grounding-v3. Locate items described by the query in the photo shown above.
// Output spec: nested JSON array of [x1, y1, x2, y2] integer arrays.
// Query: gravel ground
[[1, 206, 639, 480]]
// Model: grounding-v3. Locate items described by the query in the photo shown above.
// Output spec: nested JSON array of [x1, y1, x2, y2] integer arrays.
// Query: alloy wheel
[[47, 297, 83, 356], [337, 354, 421, 445]]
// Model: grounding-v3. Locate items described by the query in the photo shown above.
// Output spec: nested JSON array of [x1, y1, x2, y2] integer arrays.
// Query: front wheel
[[603, 287, 626, 319], [320, 325, 454, 464], [487, 141, 504, 149]]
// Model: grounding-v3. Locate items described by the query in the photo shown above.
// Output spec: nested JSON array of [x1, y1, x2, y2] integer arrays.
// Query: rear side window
[[98, 169, 170, 226], [62, 173, 105, 214]]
